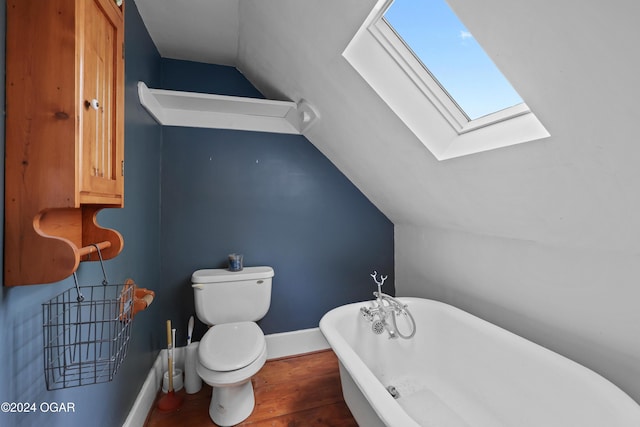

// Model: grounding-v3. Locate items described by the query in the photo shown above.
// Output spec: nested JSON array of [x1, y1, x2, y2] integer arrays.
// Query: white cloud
[[459, 30, 473, 40]]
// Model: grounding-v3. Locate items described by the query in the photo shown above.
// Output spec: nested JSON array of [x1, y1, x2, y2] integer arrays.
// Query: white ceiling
[[133, 0, 239, 66], [133, 0, 640, 255]]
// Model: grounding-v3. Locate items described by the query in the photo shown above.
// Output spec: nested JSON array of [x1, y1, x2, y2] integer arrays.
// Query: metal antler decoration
[[370, 270, 388, 288]]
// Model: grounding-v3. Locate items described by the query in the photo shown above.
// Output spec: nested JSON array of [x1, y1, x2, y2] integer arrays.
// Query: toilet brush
[[158, 320, 183, 411], [187, 315, 194, 346], [184, 315, 202, 394]]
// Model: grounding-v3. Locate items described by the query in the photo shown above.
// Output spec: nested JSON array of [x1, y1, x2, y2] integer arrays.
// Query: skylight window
[[383, 0, 523, 120], [342, 0, 550, 160]]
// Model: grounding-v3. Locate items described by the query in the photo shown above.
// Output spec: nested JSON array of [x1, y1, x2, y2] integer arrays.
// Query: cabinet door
[[79, 0, 124, 205]]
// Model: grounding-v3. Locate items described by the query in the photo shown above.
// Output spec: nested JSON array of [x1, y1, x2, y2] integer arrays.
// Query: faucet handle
[[360, 306, 374, 321]]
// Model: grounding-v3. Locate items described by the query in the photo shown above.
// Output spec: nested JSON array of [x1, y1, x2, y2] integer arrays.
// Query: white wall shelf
[[137, 81, 319, 135]]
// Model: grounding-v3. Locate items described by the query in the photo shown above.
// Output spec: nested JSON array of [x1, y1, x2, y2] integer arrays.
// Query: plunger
[[158, 319, 183, 411]]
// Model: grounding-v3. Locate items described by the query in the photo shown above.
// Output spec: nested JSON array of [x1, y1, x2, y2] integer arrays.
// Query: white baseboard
[[265, 327, 329, 359], [122, 327, 329, 427], [122, 354, 164, 427]]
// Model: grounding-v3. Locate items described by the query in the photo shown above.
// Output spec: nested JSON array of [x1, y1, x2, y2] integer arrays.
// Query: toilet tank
[[192, 266, 274, 325]]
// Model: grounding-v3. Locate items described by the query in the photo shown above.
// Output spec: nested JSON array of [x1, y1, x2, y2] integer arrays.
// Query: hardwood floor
[[144, 350, 358, 427]]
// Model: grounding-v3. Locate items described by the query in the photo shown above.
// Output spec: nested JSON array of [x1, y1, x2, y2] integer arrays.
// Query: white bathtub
[[319, 298, 640, 427]]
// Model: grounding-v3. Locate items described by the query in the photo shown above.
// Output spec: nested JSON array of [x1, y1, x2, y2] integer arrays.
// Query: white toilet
[[191, 266, 274, 426]]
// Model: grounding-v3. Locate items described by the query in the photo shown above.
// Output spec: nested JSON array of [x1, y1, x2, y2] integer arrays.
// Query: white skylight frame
[[371, 17, 531, 133], [343, 0, 550, 160]]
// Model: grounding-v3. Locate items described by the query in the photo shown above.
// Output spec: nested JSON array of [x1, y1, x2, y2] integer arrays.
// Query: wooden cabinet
[[80, 0, 125, 204], [4, 0, 125, 286]]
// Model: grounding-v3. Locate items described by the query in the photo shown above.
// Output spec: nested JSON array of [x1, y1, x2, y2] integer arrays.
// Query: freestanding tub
[[319, 297, 640, 427]]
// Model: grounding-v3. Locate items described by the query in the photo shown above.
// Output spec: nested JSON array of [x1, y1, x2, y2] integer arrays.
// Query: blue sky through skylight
[[384, 0, 523, 120]]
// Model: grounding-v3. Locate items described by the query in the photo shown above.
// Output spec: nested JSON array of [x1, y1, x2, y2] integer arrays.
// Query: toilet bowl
[[192, 266, 274, 426], [196, 322, 267, 426]]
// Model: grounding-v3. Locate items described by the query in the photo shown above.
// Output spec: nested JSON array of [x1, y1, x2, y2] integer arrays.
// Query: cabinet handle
[[87, 99, 100, 110]]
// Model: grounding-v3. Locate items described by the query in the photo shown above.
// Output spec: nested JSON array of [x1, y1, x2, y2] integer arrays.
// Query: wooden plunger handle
[[166, 320, 172, 348]]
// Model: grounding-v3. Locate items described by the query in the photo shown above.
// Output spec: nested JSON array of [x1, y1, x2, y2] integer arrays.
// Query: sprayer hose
[[391, 307, 416, 339]]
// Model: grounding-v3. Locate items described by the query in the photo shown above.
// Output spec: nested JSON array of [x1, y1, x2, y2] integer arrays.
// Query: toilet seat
[[196, 342, 267, 388], [199, 321, 265, 372]]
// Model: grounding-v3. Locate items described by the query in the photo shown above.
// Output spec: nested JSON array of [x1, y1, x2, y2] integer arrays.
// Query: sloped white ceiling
[[133, 0, 239, 66], [134, 0, 640, 255]]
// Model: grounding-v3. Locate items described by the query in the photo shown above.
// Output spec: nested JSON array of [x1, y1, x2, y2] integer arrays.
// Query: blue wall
[[158, 59, 394, 340], [0, 3, 393, 426], [0, 2, 163, 427]]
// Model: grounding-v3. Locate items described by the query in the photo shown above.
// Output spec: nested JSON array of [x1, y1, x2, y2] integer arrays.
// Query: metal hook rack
[[42, 247, 134, 390]]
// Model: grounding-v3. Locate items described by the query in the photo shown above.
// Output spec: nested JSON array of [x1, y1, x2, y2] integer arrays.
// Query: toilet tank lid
[[192, 266, 274, 284]]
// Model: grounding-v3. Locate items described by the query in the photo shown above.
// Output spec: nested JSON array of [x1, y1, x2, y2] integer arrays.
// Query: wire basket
[[42, 282, 134, 390]]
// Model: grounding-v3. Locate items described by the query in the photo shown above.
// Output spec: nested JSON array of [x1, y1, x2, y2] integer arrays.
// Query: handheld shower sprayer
[[372, 319, 386, 335]]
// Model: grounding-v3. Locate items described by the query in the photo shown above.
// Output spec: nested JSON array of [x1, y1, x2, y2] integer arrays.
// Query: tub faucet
[[361, 271, 397, 338], [359, 271, 416, 339]]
